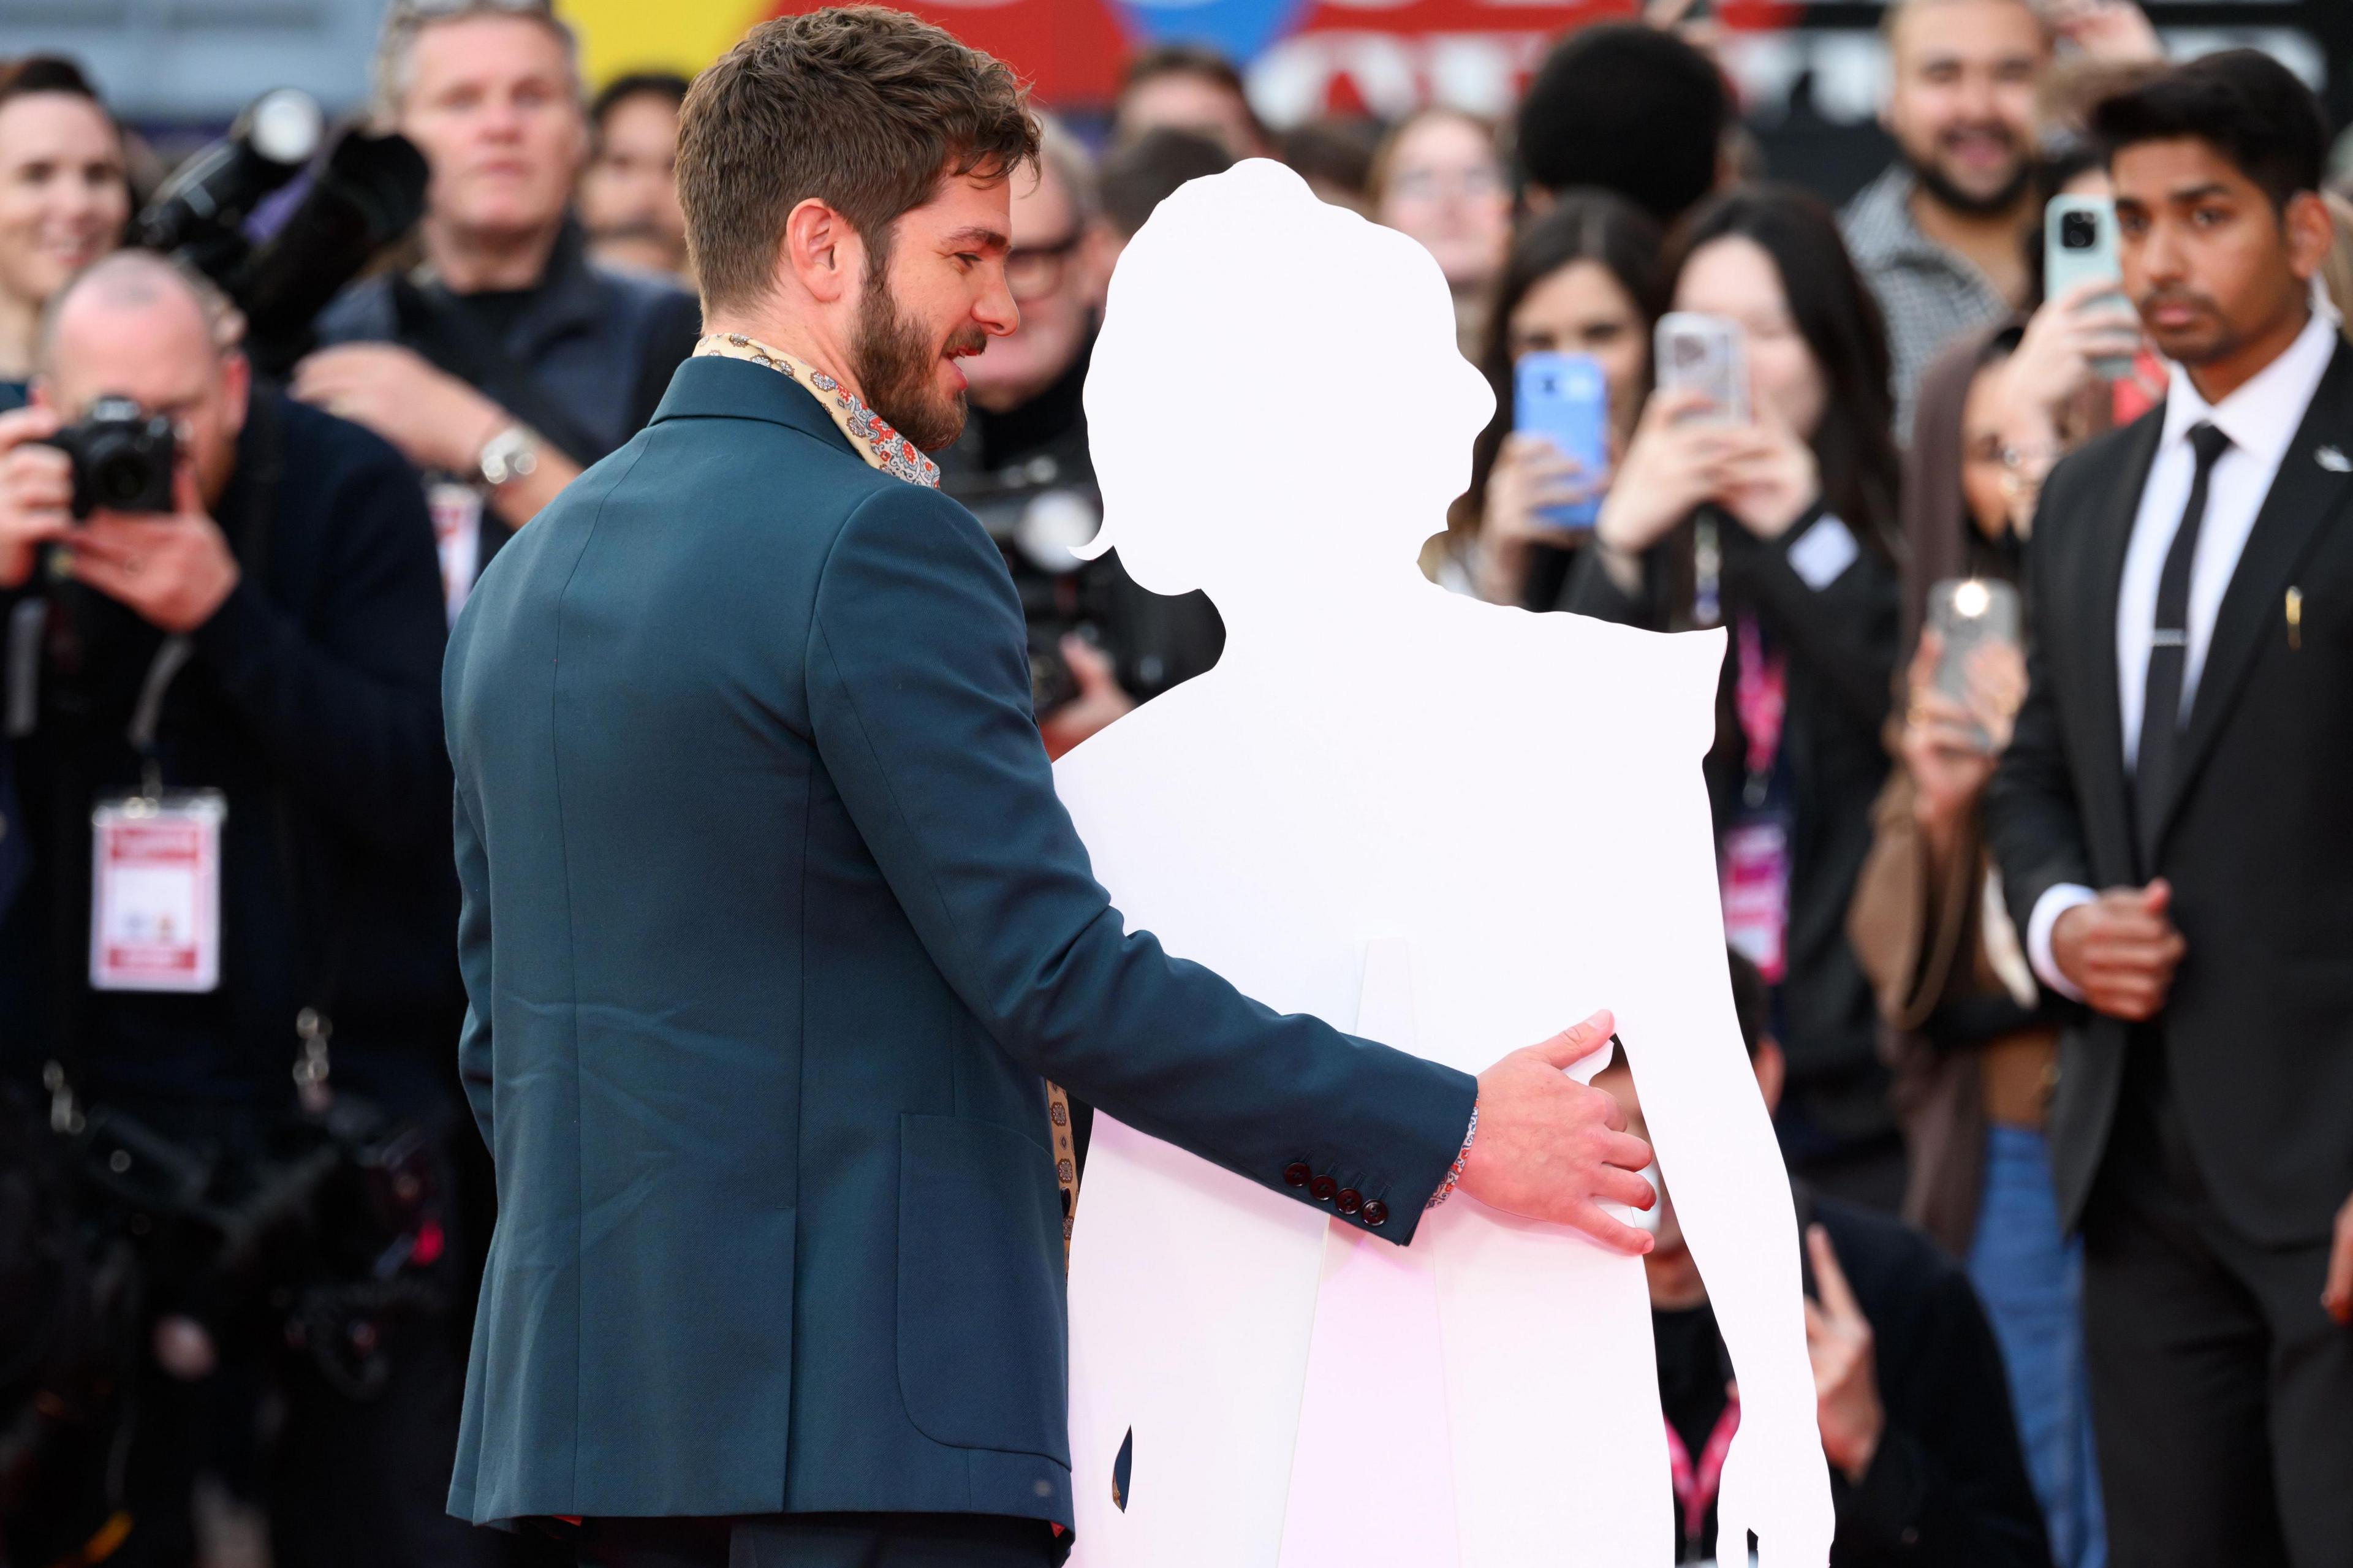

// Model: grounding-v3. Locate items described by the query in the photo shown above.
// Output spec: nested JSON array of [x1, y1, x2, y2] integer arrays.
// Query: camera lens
[[91, 445, 151, 507], [2061, 210, 2099, 249]]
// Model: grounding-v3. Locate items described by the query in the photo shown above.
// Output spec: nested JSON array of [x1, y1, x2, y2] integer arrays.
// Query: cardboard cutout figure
[[1056, 162, 1833, 1567]]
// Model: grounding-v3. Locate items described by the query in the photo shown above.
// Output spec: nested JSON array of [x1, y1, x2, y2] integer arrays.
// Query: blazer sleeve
[[1985, 459, 2098, 938], [805, 482, 1477, 1244]]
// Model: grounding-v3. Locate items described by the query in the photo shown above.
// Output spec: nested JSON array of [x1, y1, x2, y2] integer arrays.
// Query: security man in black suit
[[1986, 52, 2353, 1568]]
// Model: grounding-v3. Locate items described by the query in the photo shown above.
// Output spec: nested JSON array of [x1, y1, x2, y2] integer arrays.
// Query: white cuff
[[2026, 884, 2098, 1001]]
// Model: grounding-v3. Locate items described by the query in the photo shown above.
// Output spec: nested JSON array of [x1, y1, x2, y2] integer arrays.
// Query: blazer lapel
[[2159, 343, 2353, 855], [2074, 410, 2162, 879]]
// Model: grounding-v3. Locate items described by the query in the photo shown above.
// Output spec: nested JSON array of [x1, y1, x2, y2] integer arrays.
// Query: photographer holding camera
[[0, 251, 491, 1568]]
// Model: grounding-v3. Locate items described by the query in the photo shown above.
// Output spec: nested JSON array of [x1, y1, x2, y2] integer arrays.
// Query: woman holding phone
[[1438, 192, 1665, 607], [1559, 184, 1906, 1211]]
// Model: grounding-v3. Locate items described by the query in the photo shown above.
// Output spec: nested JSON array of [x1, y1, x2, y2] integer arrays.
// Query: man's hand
[[2324, 1192, 2353, 1327], [1458, 1009, 1656, 1252], [2046, 0, 2164, 62], [66, 461, 240, 634], [1804, 1224, 1884, 1485], [0, 406, 77, 589], [292, 343, 507, 475], [1040, 634, 1135, 760], [2052, 880, 2183, 1021]]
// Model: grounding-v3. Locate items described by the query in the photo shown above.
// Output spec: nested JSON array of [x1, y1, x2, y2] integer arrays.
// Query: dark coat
[[0, 392, 455, 1110], [1657, 1191, 2052, 1566], [442, 357, 1478, 1529], [1987, 340, 2353, 1246]]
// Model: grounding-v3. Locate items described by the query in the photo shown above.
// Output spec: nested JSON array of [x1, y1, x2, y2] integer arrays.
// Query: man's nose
[[2139, 221, 2189, 284], [976, 267, 1020, 338], [479, 99, 526, 140], [1953, 70, 2003, 124]]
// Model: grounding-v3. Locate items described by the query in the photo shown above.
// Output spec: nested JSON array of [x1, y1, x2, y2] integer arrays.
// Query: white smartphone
[[1654, 312, 1749, 425], [2044, 195, 2134, 379]]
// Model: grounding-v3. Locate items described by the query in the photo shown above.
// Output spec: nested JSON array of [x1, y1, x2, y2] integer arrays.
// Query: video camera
[[135, 88, 428, 379], [1, 1081, 449, 1562]]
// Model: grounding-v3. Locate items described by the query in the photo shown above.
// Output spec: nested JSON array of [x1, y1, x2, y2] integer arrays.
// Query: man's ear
[[781, 196, 865, 306], [221, 350, 252, 439], [1080, 218, 1120, 311], [2283, 189, 2336, 284], [1751, 1039, 1786, 1119]]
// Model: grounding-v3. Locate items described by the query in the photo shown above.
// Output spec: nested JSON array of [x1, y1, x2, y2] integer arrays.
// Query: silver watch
[[477, 425, 539, 488]]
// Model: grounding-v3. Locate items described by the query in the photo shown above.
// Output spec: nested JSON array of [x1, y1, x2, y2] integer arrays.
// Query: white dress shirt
[[2026, 308, 2342, 999]]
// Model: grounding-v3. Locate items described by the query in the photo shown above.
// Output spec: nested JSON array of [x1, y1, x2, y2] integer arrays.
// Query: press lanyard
[[1693, 515, 1724, 629], [126, 635, 194, 799], [1665, 1398, 1741, 1551], [1733, 614, 1786, 809]]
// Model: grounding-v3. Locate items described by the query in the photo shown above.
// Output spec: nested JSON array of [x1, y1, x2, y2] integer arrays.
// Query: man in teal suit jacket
[[443, 13, 1656, 1565]]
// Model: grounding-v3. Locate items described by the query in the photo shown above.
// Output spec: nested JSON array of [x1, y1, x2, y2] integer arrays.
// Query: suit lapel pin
[[2318, 445, 2352, 472]]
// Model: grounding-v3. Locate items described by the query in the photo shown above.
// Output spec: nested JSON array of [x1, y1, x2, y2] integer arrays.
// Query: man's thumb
[[2141, 877, 2172, 914], [1533, 1010, 1616, 1070]]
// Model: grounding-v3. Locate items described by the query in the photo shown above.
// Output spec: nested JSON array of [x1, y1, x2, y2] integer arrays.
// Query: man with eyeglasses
[[294, 0, 700, 619], [939, 115, 1224, 767]]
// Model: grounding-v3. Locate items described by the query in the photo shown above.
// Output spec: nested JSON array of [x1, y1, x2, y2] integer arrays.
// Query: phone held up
[[2044, 195, 2135, 381], [1513, 351, 1609, 531], [1927, 577, 2022, 750], [1654, 312, 1749, 425]]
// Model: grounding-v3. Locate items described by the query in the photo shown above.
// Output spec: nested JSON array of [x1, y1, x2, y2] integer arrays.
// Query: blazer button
[[1360, 1200, 1390, 1227], [1335, 1188, 1363, 1214], [1283, 1162, 1313, 1187], [1309, 1174, 1339, 1202]]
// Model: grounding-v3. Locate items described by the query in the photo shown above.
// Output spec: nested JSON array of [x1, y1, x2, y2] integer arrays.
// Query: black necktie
[[2134, 420, 2232, 868]]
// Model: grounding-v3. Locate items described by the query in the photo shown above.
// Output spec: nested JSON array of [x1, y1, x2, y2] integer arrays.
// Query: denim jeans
[[1968, 1124, 2107, 1568]]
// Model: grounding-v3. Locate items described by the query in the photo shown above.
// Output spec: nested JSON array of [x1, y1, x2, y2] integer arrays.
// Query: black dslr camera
[[39, 395, 177, 519]]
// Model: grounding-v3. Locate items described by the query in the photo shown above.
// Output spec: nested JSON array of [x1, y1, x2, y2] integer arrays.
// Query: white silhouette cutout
[[1056, 161, 1833, 1567]]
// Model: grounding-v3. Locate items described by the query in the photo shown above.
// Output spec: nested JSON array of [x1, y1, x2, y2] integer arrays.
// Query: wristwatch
[[477, 424, 540, 488]]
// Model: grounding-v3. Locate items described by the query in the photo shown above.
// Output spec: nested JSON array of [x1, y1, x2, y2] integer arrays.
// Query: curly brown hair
[[678, 6, 1040, 312]]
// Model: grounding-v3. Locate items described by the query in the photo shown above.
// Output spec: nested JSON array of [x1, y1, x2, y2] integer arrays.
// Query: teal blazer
[[442, 356, 1478, 1530]]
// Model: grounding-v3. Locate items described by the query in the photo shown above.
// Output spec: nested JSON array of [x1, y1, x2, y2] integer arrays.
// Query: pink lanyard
[[1733, 613, 1787, 792], [1665, 1397, 1742, 1548]]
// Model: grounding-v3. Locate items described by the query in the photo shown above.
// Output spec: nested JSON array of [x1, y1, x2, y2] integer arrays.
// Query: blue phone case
[[1514, 352, 1608, 530]]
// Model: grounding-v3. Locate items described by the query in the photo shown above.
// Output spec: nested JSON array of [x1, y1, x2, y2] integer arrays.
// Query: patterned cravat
[[692, 333, 941, 488]]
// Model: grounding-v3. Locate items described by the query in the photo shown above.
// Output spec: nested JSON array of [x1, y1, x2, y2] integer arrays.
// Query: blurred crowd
[[1, 1, 2350, 1566]]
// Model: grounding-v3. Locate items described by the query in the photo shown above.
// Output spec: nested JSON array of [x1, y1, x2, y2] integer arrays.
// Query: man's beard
[[849, 262, 983, 452], [1906, 130, 2033, 219]]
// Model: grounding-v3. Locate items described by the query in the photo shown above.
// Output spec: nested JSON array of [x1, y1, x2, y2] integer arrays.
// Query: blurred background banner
[[4, 0, 2344, 157]]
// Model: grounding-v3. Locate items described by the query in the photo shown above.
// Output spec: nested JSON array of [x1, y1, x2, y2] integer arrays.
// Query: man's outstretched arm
[[807, 482, 1650, 1248]]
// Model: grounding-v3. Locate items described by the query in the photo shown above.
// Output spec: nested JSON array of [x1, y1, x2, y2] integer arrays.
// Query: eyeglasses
[[1005, 230, 1085, 303]]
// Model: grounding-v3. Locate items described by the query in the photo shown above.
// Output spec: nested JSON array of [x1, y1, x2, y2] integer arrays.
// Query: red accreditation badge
[[89, 792, 225, 993], [1721, 813, 1791, 985]]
